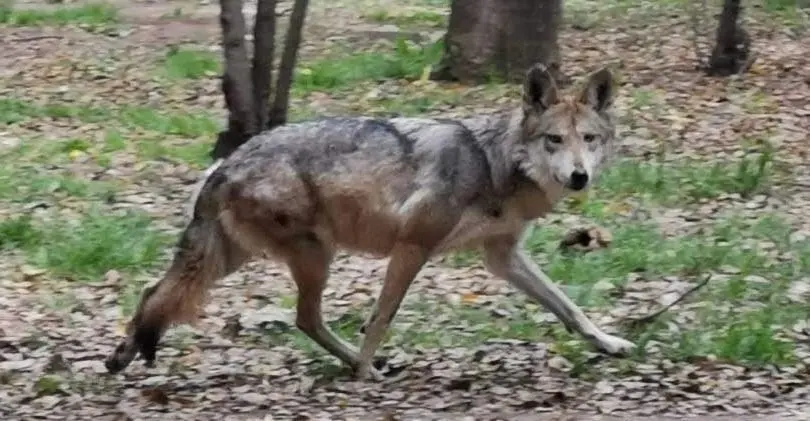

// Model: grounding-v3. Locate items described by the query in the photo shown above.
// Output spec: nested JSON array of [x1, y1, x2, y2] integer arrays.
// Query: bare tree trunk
[[251, 0, 277, 131], [431, 0, 562, 84], [268, 0, 309, 129], [211, 0, 310, 160], [707, 0, 753, 76], [213, 0, 255, 160]]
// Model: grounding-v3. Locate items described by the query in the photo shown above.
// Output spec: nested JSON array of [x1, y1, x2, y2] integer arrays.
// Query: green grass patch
[[134, 137, 212, 168], [0, 99, 112, 124], [0, 2, 119, 30], [101, 128, 212, 168], [539, 212, 804, 367], [1, 110, 217, 176], [40, 103, 111, 122], [762, 0, 804, 13], [0, 98, 111, 126], [0, 161, 118, 203], [0, 214, 42, 250], [519, 216, 790, 305], [24, 172, 116, 201], [586, 153, 773, 205], [409, 0, 449, 6], [363, 9, 447, 27], [293, 39, 443, 95], [18, 209, 171, 282], [563, 0, 680, 29], [0, 98, 40, 124], [161, 46, 220, 80], [662, 305, 799, 366], [362, 88, 466, 116], [117, 107, 220, 137], [0, 97, 221, 140]]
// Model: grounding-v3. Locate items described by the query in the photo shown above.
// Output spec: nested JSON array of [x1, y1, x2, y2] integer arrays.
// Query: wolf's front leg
[[482, 234, 636, 356]]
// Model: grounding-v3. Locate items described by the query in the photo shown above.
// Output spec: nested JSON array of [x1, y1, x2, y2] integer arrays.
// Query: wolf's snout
[[568, 170, 589, 191]]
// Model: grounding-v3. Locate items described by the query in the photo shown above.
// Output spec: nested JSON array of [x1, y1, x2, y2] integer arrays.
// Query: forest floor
[[1, 0, 810, 420]]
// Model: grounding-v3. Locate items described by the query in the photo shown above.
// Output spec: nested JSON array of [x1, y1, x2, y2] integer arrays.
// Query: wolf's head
[[514, 64, 617, 193]]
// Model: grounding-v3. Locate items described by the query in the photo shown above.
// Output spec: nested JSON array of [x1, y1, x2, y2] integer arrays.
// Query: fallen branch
[[11, 35, 64, 42], [626, 274, 712, 328]]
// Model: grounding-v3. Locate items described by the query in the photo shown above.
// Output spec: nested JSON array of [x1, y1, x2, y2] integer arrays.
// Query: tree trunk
[[431, 0, 562, 84], [251, 0, 277, 132], [707, 0, 753, 76], [211, 0, 310, 161], [268, 0, 309, 129], [213, 0, 254, 160]]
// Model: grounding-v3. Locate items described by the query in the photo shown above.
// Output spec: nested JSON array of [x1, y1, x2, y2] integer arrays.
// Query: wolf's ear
[[579, 67, 615, 112], [523, 63, 558, 114]]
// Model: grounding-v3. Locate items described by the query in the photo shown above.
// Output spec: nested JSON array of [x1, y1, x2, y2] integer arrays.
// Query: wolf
[[105, 63, 635, 381]]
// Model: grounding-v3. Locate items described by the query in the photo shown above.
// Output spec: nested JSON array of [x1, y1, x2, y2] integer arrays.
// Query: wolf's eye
[[583, 134, 597, 143], [545, 134, 563, 144]]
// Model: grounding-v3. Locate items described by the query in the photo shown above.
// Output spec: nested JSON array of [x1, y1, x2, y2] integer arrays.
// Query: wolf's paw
[[596, 334, 636, 356], [105, 324, 161, 374], [105, 338, 140, 374]]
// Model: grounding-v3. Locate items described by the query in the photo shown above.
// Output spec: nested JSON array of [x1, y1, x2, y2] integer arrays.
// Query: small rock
[[240, 305, 292, 330], [490, 385, 510, 395], [0, 359, 37, 371], [71, 360, 108, 374], [240, 392, 268, 405], [547, 355, 572, 372], [35, 395, 62, 409], [593, 279, 616, 292], [744, 275, 770, 284]]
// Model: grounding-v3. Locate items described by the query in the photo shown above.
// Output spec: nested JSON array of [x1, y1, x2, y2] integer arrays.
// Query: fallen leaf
[[141, 387, 170, 405], [460, 292, 479, 303], [559, 225, 613, 252]]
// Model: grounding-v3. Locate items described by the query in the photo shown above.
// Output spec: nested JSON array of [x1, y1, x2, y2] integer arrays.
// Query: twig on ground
[[195, 342, 244, 350], [627, 274, 712, 328], [11, 35, 64, 42]]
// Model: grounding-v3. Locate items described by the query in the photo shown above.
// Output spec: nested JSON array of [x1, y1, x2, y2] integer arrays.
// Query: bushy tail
[[105, 216, 247, 374]]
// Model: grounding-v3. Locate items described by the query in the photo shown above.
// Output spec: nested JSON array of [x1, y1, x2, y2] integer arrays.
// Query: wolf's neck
[[459, 109, 523, 196]]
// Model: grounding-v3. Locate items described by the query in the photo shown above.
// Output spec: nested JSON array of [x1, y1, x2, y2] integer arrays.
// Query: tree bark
[[707, 0, 753, 76], [213, 0, 255, 160], [268, 0, 309, 129], [211, 0, 310, 160], [431, 0, 562, 84], [251, 0, 277, 131]]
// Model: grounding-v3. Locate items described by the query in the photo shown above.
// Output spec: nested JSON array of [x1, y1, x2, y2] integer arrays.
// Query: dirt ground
[[2, 0, 810, 420]]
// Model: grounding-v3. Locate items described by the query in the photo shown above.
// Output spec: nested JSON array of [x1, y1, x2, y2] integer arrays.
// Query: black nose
[[568, 170, 589, 191]]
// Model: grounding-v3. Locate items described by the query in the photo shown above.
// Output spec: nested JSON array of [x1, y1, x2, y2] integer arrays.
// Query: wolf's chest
[[433, 208, 526, 255], [433, 183, 563, 254]]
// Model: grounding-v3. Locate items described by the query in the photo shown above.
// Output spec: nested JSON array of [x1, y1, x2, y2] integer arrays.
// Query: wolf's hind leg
[[356, 242, 430, 380], [286, 236, 369, 373], [105, 218, 249, 374]]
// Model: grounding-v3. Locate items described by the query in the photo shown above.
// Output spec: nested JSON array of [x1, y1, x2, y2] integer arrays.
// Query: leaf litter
[[2, 0, 810, 420]]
